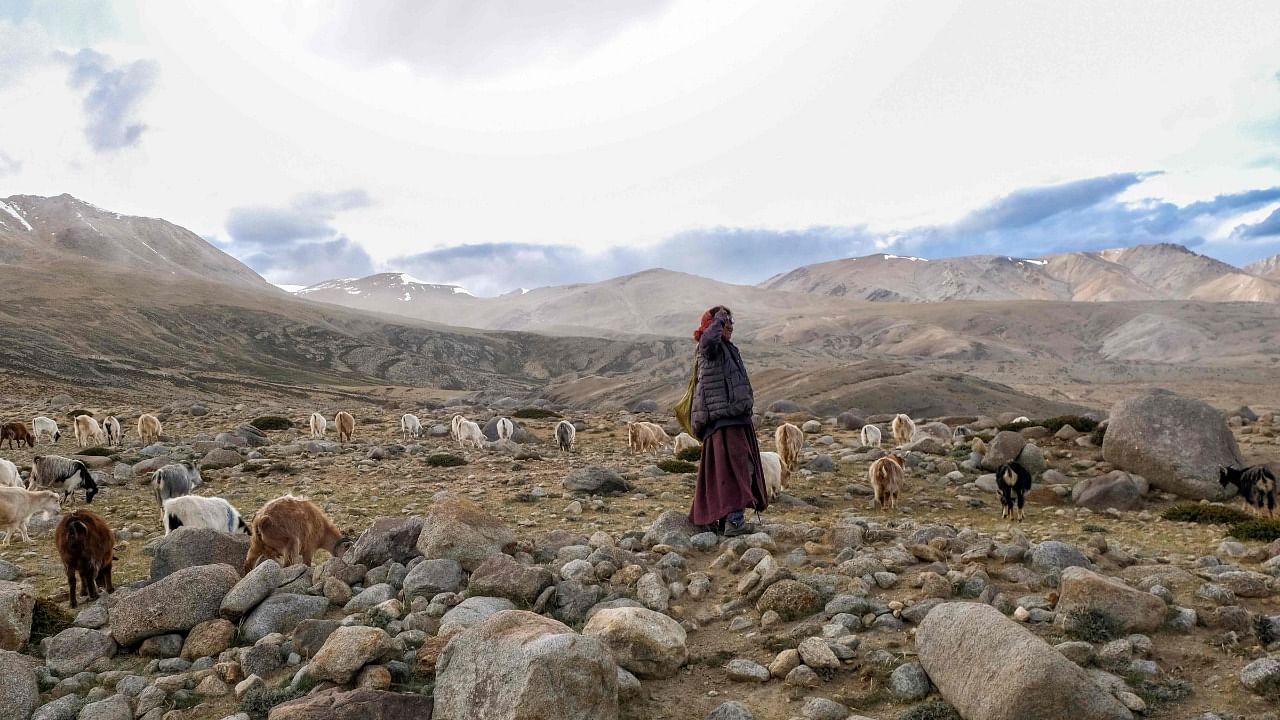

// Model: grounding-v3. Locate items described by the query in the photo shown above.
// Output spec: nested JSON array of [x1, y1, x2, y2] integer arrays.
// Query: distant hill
[[1245, 254, 1280, 281]]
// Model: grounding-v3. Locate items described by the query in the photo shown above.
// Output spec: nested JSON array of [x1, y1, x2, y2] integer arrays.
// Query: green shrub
[[676, 446, 702, 462], [1228, 519, 1280, 542], [1061, 608, 1122, 643], [75, 447, 114, 457], [657, 459, 697, 474], [1162, 503, 1253, 524], [997, 420, 1035, 432], [1254, 614, 1278, 647], [250, 415, 293, 431], [425, 453, 468, 468], [513, 408, 561, 419], [29, 597, 74, 644], [898, 702, 961, 720]]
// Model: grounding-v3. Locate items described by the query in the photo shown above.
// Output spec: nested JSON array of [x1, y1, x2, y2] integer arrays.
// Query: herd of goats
[[0, 405, 1276, 611]]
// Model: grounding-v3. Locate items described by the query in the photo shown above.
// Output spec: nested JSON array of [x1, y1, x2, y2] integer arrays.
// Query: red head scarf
[[692, 310, 714, 342]]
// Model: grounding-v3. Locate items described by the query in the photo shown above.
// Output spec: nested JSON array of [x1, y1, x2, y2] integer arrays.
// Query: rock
[[706, 701, 753, 720], [138, 633, 183, 658], [129, 456, 172, 476], [240, 594, 330, 643], [583, 606, 688, 679], [563, 466, 629, 494], [110, 564, 239, 646], [403, 559, 464, 600], [415, 493, 516, 571], [1028, 541, 1090, 574], [200, 448, 243, 470], [33, 695, 85, 720], [0, 581, 34, 650], [802, 420, 822, 433], [466, 554, 554, 607], [726, 658, 769, 682], [181, 619, 237, 660], [439, 596, 517, 634], [1016, 443, 1047, 476], [75, 694, 131, 720], [918, 602, 1133, 720], [309, 626, 392, 684], [435, 610, 618, 720], [641, 510, 698, 547], [1240, 656, 1280, 696], [346, 517, 424, 568], [905, 437, 949, 455], [1055, 567, 1167, 634], [267, 687, 436, 720], [147, 528, 249, 580], [1072, 472, 1141, 511], [343, 583, 394, 612], [219, 559, 282, 621], [1103, 389, 1242, 499], [837, 413, 865, 431], [981, 431, 1027, 471], [42, 628, 115, 676], [797, 636, 840, 669], [807, 454, 836, 473], [292, 619, 342, 659], [755, 579, 821, 621], [891, 662, 932, 700], [0, 560, 20, 582], [1215, 571, 1274, 598], [0, 650, 37, 720]]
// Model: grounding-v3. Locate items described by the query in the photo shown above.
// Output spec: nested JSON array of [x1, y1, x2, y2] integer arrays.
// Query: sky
[[2, 1, 1280, 295]]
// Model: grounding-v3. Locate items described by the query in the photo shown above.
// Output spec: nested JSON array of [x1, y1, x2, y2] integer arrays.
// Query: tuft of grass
[[75, 447, 114, 457], [898, 702, 961, 720], [997, 420, 1035, 432], [513, 408, 561, 419], [1228, 519, 1280, 542], [1162, 504, 1253, 524], [657, 459, 697, 474], [1254, 614, 1278, 648], [240, 687, 306, 720], [1061, 608, 1122, 643], [425, 453, 468, 468], [29, 597, 75, 644], [250, 415, 293, 431], [676, 446, 702, 462]]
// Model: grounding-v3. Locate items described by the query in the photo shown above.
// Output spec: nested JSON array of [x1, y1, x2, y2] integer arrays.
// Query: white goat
[[456, 420, 485, 449], [891, 414, 916, 446], [138, 414, 162, 443], [400, 413, 422, 440], [73, 415, 105, 448], [0, 487, 61, 544], [495, 417, 514, 441], [555, 420, 576, 452], [450, 414, 465, 442], [760, 451, 789, 502], [161, 495, 249, 535], [102, 416, 123, 446], [309, 412, 327, 439], [860, 424, 883, 447], [0, 459, 21, 488], [32, 417, 61, 443]]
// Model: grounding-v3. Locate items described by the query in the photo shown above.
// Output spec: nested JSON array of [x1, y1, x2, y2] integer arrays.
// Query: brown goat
[[869, 453, 906, 511], [335, 411, 355, 443], [0, 422, 34, 450], [55, 510, 114, 608], [244, 494, 349, 573]]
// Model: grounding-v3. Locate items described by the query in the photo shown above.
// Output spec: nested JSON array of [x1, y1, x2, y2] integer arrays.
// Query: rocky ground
[[0, 384, 1277, 720]]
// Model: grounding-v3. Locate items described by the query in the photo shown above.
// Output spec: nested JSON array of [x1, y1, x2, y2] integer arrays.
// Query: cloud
[[218, 190, 376, 285], [0, 150, 21, 176], [309, 0, 673, 76], [1234, 206, 1280, 239], [952, 173, 1152, 233], [62, 48, 159, 151]]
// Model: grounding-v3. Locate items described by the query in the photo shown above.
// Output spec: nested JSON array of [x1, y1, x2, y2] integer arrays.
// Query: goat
[[400, 413, 422, 440], [673, 432, 700, 456], [0, 459, 20, 488], [32, 416, 61, 444], [55, 510, 114, 608], [891, 414, 916, 446], [952, 426, 973, 443], [244, 494, 349, 573], [555, 420, 576, 452], [102, 416, 123, 446], [0, 487, 61, 544], [29, 455, 99, 504], [450, 414, 465, 442], [1219, 465, 1277, 519], [628, 422, 668, 455], [152, 462, 202, 506], [162, 495, 249, 535], [309, 412, 327, 439], [456, 420, 485, 449], [1011, 416, 1031, 424], [760, 451, 791, 501], [335, 411, 355, 443], [860, 424, 882, 447], [137, 414, 162, 444], [868, 454, 906, 511], [495, 417, 514, 442], [73, 415, 104, 448], [995, 461, 1033, 522], [1, 422, 34, 450], [774, 423, 804, 473]]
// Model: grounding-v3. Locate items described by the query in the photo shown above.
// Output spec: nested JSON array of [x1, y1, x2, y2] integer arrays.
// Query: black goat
[[996, 461, 1032, 521], [1219, 465, 1277, 519]]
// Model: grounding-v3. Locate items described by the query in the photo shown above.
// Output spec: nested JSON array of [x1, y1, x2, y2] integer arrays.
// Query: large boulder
[[582, 606, 688, 679], [467, 554, 554, 607], [403, 558, 464, 601], [1102, 389, 1242, 499], [917, 602, 1132, 720], [0, 581, 35, 650], [219, 559, 283, 621], [346, 517, 424, 568], [981, 431, 1027, 471], [268, 688, 434, 720], [240, 593, 330, 644], [147, 528, 250, 580], [563, 466, 629, 494], [0, 651, 38, 720], [1071, 472, 1142, 511], [308, 626, 393, 684], [42, 627, 116, 676], [200, 448, 243, 470], [435, 610, 618, 720], [1054, 567, 1166, 634], [110, 564, 240, 646], [415, 493, 516, 572]]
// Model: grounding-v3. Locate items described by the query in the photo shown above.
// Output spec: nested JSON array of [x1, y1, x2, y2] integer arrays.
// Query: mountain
[[1245, 254, 1280, 281], [296, 273, 475, 313], [761, 242, 1280, 303]]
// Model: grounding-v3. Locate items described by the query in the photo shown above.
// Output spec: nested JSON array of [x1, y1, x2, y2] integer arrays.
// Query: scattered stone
[[1240, 656, 1280, 697], [0, 581, 34, 651], [583, 606, 688, 679], [346, 517, 424, 568], [220, 559, 283, 621], [563, 466, 630, 494], [402, 559, 464, 600], [726, 659, 769, 682], [267, 687, 436, 720], [309, 626, 393, 684], [467, 554, 555, 607], [110, 564, 240, 646], [147, 529, 249, 580], [1056, 567, 1170, 634], [755, 579, 820, 621], [240, 594, 330, 644], [182, 619, 237, 660], [415, 493, 516, 571], [891, 661, 932, 700], [981, 431, 1027, 471]]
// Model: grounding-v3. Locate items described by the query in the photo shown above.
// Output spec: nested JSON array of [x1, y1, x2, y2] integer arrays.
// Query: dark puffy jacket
[[691, 311, 754, 439]]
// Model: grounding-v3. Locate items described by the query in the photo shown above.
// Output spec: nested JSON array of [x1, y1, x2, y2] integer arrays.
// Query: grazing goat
[[869, 454, 905, 511], [456, 420, 485, 449], [952, 426, 973, 443], [400, 413, 422, 440], [555, 420, 577, 452], [32, 416, 61, 443], [1219, 465, 1277, 519], [244, 494, 349, 573], [138, 414, 162, 444], [860, 424, 882, 447], [0, 487, 60, 544], [495, 417, 514, 442], [760, 451, 790, 501], [891, 414, 916, 446], [335, 411, 355, 443], [152, 462, 202, 506], [1, 422, 34, 450], [450, 414, 465, 442], [162, 495, 249, 535], [55, 510, 114, 608], [73, 415, 105, 448], [628, 422, 668, 454], [775, 423, 804, 473], [30, 455, 99, 504], [995, 461, 1032, 522], [673, 432, 700, 456], [0, 459, 20, 488], [102, 416, 123, 446], [309, 412, 327, 439]]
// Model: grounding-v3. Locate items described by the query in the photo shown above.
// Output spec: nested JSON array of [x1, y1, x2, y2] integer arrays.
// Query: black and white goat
[[1219, 465, 1277, 519], [29, 455, 99, 504], [995, 461, 1032, 522]]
